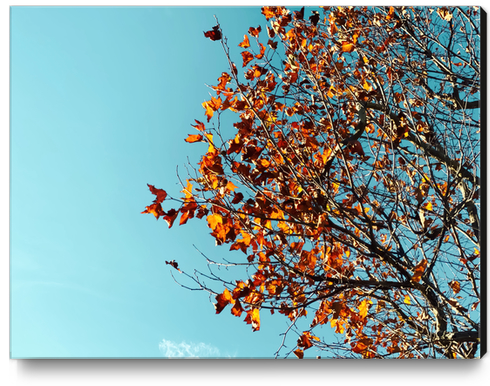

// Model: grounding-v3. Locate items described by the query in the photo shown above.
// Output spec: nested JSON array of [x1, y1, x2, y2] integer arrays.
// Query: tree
[[143, 6, 483, 358]]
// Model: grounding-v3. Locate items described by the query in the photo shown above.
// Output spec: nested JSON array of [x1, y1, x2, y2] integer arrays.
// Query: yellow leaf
[[358, 299, 371, 318], [341, 41, 355, 53], [183, 180, 193, 199], [226, 181, 238, 192], [207, 213, 223, 230], [363, 79, 372, 91], [425, 202, 433, 211], [404, 295, 411, 305]]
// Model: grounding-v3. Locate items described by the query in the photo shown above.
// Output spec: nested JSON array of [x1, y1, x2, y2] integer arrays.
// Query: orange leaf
[[191, 120, 206, 132], [207, 213, 223, 230], [231, 299, 244, 317], [238, 34, 250, 48], [244, 308, 260, 331], [297, 332, 313, 349], [185, 134, 204, 143], [411, 259, 427, 283], [179, 210, 190, 225], [248, 25, 261, 38], [255, 43, 266, 59], [215, 288, 234, 314], [241, 51, 254, 67], [449, 280, 461, 294], [341, 41, 355, 53], [202, 101, 214, 122], [261, 6, 276, 20], [141, 203, 165, 219], [293, 349, 304, 359], [226, 180, 238, 192]]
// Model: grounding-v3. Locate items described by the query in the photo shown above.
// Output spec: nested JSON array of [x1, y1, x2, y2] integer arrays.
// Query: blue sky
[[10, 5, 332, 359]]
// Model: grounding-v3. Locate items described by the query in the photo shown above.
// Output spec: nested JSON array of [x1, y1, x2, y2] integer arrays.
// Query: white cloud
[[159, 339, 221, 358]]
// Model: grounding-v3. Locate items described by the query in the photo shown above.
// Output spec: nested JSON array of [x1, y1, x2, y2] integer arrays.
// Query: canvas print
[[11, 6, 483, 359]]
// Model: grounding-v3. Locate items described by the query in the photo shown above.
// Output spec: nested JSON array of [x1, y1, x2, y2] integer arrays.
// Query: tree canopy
[[143, 6, 482, 358]]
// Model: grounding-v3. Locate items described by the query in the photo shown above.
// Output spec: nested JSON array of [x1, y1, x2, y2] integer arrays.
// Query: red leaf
[[232, 192, 244, 204], [147, 184, 167, 204], [241, 51, 254, 67], [141, 203, 165, 219], [248, 25, 261, 37], [163, 209, 179, 228], [204, 25, 222, 41]]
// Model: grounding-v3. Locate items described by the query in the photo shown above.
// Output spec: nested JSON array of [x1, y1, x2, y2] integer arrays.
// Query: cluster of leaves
[[144, 6, 481, 358]]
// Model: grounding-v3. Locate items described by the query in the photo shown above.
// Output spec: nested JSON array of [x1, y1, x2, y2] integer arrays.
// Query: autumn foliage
[[144, 6, 482, 358]]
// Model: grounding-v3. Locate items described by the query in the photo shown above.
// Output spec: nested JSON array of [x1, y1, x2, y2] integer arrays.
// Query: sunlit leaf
[[185, 134, 204, 143], [238, 34, 250, 48]]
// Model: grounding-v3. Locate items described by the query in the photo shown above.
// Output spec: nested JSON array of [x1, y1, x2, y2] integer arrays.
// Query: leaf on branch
[[297, 331, 318, 349], [293, 349, 304, 359], [185, 134, 204, 143], [231, 299, 244, 317], [248, 25, 262, 37], [238, 34, 250, 48], [341, 41, 355, 53], [255, 43, 266, 59], [267, 39, 278, 50], [204, 25, 222, 41], [293, 7, 304, 21], [191, 119, 206, 132], [207, 213, 223, 230], [437, 7, 453, 21], [165, 260, 181, 272], [411, 259, 427, 283], [449, 280, 461, 294], [163, 208, 179, 228], [141, 203, 165, 219], [261, 6, 276, 20], [215, 288, 234, 314], [358, 299, 372, 318], [147, 184, 167, 204], [241, 51, 254, 67], [309, 11, 320, 26], [244, 307, 260, 331]]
